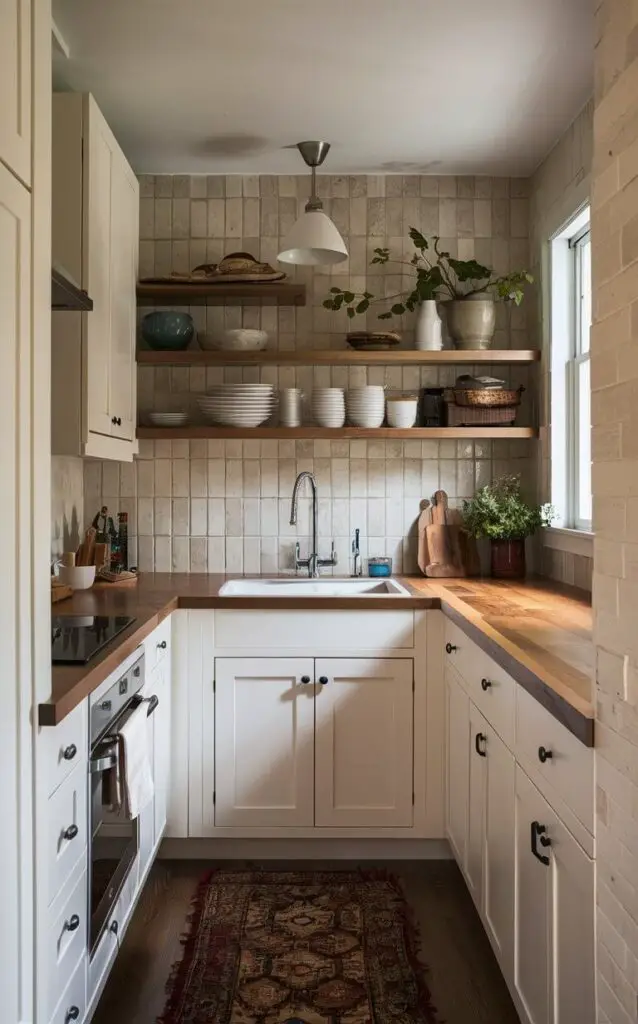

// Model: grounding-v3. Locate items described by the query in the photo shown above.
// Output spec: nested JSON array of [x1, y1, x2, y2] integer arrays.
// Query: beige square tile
[[190, 176, 207, 198], [207, 199, 225, 238], [226, 197, 243, 237], [190, 200, 207, 238]]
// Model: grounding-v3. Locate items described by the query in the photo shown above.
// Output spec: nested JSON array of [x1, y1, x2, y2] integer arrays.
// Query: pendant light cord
[[306, 164, 322, 212]]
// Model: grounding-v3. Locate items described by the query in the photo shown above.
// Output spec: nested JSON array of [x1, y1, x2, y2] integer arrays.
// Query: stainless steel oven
[[88, 651, 156, 956]]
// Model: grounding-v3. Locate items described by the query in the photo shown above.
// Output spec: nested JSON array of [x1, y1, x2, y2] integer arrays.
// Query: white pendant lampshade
[[277, 141, 348, 267]]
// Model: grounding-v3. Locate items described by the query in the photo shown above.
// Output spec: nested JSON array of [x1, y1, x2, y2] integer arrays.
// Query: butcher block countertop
[[42, 573, 594, 745]]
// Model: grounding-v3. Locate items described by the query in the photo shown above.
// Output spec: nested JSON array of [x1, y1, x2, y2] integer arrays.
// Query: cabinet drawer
[[47, 868, 88, 1018], [145, 617, 171, 672], [46, 764, 88, 906], [41, 702, 88, 797], [48, 953, 86, 1024], [445, 621, 515, 747], [516, 686, 594, 834]]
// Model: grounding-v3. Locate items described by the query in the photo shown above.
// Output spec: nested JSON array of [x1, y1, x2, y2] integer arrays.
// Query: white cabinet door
[[152, 658, 171, 841], [0, 161, 30, 1024], [214, 658, 315, 827], [0, 0, 30, 185], [314, 658, 413, 828], [514, 768, 552, 1024], [483, 722, 515, 980], [466, 702, 486, 909], [445, 666, 470, 866], [108, 151, 138, 442]]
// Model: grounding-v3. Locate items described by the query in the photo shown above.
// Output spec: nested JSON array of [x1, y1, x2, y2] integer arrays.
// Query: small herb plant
[[461, 476, 554, 541], [323, 228, 533, 320]]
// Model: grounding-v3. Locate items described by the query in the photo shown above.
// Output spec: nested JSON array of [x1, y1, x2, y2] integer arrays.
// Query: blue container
[[368, 557, 392, 577], [141, 311, 195, 351]]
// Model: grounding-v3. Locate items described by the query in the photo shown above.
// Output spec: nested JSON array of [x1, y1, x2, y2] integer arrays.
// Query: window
[[550, 207, 592, 532]]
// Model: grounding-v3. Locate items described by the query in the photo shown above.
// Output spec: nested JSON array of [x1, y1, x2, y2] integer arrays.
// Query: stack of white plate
[[311, 388, 346, 428], [346, 386, 386, 428], [149, 411, 189, 427], [197, 384, 276, 427]]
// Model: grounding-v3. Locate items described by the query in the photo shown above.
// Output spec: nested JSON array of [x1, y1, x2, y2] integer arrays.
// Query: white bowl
[[347, 408, 385, 427], [199, 329, 269, 352], [57, 565, 96, 590], [149, 412, 189, 426], [387, 399, 418, 428], [314, 411, 346, 427], [347, 386, 385, 398]]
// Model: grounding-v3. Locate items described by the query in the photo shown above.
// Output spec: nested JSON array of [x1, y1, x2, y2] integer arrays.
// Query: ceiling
[[52, 0, 594, 177]]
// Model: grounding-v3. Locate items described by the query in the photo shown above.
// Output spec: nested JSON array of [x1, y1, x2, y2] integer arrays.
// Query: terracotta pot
[[445, 296, 496, 350], [491, 538, 526, 579]]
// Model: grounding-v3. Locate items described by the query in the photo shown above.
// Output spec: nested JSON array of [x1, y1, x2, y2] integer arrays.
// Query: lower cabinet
[[514, 766, 595, 1024], [214, 657, 414, 829]]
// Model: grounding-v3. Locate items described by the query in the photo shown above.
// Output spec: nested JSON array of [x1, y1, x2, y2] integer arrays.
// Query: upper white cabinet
[[0, 0, 31, 186], [52, 93, 139, 462]]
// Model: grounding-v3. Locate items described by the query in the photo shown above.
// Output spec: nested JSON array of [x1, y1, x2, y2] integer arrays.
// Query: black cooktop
[[51, 615, 136, 664]]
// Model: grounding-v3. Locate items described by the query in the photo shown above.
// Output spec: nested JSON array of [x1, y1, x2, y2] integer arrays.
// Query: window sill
[[541, 527, 593, 558]]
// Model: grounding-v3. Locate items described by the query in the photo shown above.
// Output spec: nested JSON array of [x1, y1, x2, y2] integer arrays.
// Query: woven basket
[[443, 389, 518, 426], [453, 386, 524, 408]]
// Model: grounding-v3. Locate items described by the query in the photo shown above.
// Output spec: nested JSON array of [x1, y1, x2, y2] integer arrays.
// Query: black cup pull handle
[[318, 676, 329, 685], [445, 642, 457, 654], [530, 820, 551, 866], [300, 675, 311, 684], [64, 914, 80, 932], [63, 743, 77, 761], [63, 824, 78, 841], [538, 746, 553, 763], [110, 919, 119, 936], [481, 678, 492, 691], [65, 1008, 80, 1023], [157, 640, 167, 649], [474, 732, 487, 757]]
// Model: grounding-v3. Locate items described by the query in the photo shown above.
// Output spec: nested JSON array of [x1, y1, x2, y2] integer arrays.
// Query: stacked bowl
[[311, 388, 346, 428], [197, 384, 275, 427], [346, 386, 386, 428]]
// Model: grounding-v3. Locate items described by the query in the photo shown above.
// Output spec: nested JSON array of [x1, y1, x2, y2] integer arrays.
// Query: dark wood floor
[[92, 860, 520, 1024]]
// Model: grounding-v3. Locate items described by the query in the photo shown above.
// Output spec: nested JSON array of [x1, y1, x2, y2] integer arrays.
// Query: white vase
[[415, 300, 443, 351]]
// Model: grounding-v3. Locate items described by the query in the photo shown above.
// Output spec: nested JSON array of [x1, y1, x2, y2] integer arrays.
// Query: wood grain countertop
[[42, 573, 594, 745]]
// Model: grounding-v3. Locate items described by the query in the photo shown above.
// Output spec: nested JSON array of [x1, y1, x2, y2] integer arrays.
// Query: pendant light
[[277, 141, 348, 266]]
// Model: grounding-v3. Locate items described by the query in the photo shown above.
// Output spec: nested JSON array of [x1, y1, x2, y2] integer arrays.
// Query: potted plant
[[324, 228, 533, 350], [461, 476, 554, 579]]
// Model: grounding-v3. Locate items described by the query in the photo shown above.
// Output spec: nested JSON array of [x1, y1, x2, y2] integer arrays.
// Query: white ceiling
[[52, 0, 594, 177]]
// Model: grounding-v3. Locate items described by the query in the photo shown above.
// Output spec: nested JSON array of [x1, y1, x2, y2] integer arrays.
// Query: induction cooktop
[[51, 615, 136, 664]]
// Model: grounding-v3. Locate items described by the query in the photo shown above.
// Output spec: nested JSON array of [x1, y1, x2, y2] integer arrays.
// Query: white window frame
[[549, 205, 592, 534]]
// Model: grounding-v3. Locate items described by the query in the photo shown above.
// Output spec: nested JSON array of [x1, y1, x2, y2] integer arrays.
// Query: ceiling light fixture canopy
[[277, 141, 348, 267]]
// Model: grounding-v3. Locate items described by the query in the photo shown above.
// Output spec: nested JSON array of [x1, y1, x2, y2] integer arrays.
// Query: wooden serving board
[[51, 582, 73, 604]]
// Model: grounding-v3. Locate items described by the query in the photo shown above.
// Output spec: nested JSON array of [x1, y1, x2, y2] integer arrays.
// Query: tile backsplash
[[87, 172, 536, 574]]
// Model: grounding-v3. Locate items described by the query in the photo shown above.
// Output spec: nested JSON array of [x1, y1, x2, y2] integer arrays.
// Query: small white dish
[[56, 565, 96, 589], [199, 329, 269, 352]]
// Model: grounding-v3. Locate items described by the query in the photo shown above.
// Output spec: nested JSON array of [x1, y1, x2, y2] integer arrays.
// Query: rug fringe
[[157, 868, 218, 1024]]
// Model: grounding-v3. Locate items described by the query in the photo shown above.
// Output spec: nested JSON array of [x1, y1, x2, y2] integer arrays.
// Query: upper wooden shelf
[[136, 348, 540, 367], [136, 281, 306, 306], [136, 426, 537, 441]]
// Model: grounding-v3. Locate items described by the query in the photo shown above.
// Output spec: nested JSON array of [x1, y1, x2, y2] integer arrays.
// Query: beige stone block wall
[[593, 2, 638, 1020]]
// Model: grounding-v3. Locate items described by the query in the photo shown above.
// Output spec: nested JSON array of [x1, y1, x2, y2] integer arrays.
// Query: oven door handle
[[90, 752, 117, 773]]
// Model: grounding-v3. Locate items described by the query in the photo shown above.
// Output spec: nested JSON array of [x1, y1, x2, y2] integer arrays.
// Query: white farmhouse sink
[[219, 577, 411, 598]]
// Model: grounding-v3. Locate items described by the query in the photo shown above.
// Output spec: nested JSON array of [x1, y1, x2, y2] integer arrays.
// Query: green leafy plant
[[461, 475, 555, 541], [323, 228, 533, 320]]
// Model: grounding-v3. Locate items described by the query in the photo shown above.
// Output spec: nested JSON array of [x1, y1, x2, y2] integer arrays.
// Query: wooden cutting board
[[417, 499, 432, 574], [425, 490, 466, 578]]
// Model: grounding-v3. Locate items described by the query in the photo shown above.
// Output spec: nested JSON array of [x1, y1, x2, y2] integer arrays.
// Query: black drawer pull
[[157, 640, 167, 650], [445, 642, 457, 654], [63, 824, 78, 841], [62, 744, 77, 761], [531, 820, 551, 866], [481, 678, 492, 691], [110, 919, 119, 936], [64, 914, 80, 932], [318, 676, 329, 685], [65, 1009, 80, 1023], [300, 675, 311, 684], [475, 732, 487, 757], [538, 746, 553, 763]]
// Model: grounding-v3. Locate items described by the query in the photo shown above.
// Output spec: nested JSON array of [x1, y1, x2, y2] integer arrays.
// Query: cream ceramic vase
[[445, 295, 496, 350], [415, 300, 443, 351]]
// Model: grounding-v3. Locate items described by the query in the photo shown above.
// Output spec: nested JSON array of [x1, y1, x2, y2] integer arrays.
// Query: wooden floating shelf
[[137, 348, 540, 367], [136, 281, 306, 306], [137, 426, 537, 440]]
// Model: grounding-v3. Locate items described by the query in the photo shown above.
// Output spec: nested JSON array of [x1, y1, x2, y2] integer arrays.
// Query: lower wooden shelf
[[136, 426, 537, 440]]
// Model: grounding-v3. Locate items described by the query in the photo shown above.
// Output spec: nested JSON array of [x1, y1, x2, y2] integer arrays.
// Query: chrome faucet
[[352, 528, 362, 577], [289, 471, 337, 577]]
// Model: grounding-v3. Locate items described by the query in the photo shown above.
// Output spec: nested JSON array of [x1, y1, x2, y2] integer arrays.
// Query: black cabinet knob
[[538, 746, 553, 763], [65, 1008, 80, 1023], [111, 415, 122, 426], [110, 919, 119, 936], [318, 676, 329, 685], [62, 743, 77, 761], [300, 675, 311, 684], [133, 666, 141, 677], [481, 678, 492, 691], [63, 824, 78, 841], [445, 643, 457, 654], [157, 640, 167, 649], [475, 732, 487, 757], [64, 914, 80, 932]]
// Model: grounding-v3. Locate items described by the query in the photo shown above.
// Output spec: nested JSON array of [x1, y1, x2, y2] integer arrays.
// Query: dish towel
[[118, 704, 154, 819]]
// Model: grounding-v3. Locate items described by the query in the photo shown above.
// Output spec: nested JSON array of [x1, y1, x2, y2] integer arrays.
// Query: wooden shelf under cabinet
[[136, 281, 306, 306], [136, 426, 537, 440], [136, 348, 540, 367]]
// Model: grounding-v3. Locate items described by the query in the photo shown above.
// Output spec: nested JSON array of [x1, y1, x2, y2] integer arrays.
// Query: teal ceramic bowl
[[141, 311, 195, 350]]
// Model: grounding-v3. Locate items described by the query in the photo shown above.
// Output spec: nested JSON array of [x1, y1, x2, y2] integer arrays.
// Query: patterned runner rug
[[159, 870, 440, 1024]]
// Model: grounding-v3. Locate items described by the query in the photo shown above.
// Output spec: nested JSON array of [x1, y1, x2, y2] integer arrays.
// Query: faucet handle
[[330, 540, 337, 565]]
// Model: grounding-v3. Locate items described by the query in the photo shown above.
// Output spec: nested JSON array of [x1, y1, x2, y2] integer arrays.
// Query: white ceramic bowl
[[387, 398, 418, 428], [57, 565, 96, 590], [149, 412, 189, 426], [199, 329, 269, 352]]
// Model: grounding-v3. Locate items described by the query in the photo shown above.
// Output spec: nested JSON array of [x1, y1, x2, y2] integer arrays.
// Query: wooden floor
[[92, 860, 520, 1024]]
